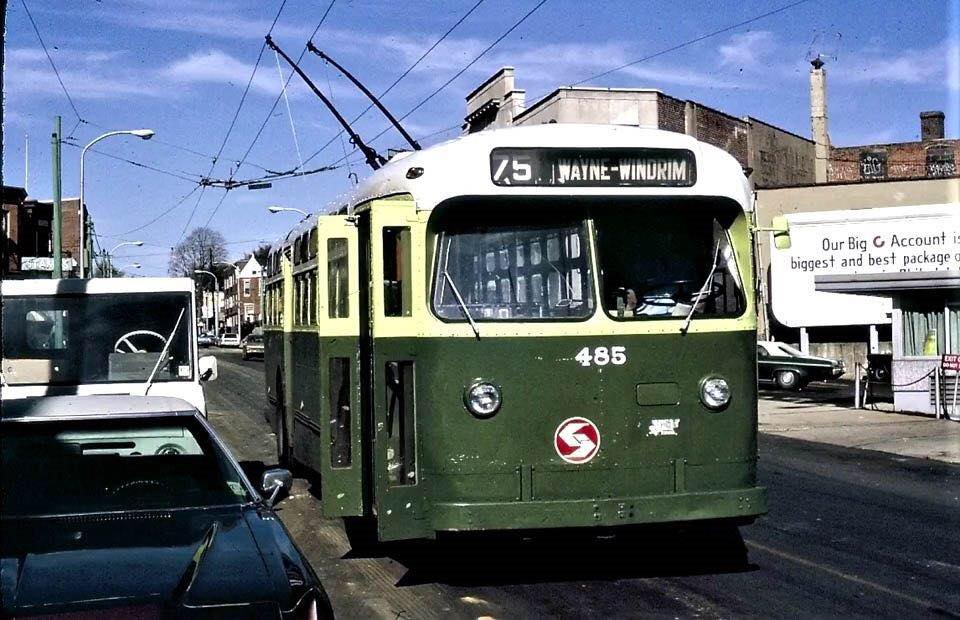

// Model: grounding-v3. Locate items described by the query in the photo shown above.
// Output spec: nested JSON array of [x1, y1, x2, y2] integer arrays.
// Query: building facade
[[1, 188, 90, 279], [223, 255, 263, 335]]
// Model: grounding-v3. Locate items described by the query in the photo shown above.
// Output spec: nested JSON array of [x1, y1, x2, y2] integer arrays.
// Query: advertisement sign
[[769, 204, 960, 328]]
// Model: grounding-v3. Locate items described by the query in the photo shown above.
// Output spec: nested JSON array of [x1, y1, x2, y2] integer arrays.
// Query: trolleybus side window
[[327, 238, 350, 319], [593, 201, 745, 320], [432, 206, 593, 321], [383, 227, 411, 317]]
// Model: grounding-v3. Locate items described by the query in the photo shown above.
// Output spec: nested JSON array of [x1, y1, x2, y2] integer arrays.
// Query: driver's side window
[[757, 345, 769, 358]]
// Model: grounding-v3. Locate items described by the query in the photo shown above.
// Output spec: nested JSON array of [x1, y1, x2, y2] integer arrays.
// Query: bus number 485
[[575, 346, 626, 367]]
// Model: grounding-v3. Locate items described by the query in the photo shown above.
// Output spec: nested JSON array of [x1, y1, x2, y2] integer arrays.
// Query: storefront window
[[902, 299, 945, 356]]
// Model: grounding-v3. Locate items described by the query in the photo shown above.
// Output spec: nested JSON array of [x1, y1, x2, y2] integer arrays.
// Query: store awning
[[815, 270, 960, 295]]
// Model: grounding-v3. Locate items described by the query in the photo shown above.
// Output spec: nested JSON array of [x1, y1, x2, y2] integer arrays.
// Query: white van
[[219, 332, 241, 348], [1, 278, 217, 414]]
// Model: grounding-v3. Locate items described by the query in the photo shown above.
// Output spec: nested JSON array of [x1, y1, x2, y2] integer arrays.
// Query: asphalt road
[[205, 347, 960, 619]]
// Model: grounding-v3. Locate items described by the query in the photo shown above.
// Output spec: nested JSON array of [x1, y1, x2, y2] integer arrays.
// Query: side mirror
[[771, 215, 792, 250], [261, 468, 293, 507], [199, 355, 218, 381]]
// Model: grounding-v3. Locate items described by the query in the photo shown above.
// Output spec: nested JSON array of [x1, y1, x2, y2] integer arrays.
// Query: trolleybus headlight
[[700, 376, 731, 410], [464, 381, 502, 418]]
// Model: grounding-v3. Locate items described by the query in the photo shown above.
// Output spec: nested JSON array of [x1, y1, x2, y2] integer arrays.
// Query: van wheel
[[776, 369, 800, 390], [275, 377, 290, 467], [343, 517, 379, 555]]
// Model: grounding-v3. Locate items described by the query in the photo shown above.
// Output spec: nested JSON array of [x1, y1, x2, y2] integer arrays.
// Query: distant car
[[242, 334, 264, 360], [1, 395, 333, 618], [197, 332, 215, 348], [757, 341, 845, 390], [219, 332, 241, 348]]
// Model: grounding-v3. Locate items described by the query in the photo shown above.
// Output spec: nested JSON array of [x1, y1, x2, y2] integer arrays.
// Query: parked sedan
[[219, 332, 241, 347], [197, 332, 215, 348], [242, 334, 264, 360], [1, 395, 333, 618], [757, 341, 845, 390]]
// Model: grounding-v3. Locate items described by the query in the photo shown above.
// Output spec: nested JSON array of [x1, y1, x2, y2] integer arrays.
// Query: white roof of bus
[[348, 123, 752, 213], [270, 124, 753, 254], [1, 277, 195, 296]]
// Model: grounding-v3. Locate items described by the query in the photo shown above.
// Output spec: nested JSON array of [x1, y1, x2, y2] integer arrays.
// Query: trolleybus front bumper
[[429, 486, 766, 533]]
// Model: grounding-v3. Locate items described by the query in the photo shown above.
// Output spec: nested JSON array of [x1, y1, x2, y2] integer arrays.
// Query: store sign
[[490, 148, 696, 187], [769, 204, 958, 328]]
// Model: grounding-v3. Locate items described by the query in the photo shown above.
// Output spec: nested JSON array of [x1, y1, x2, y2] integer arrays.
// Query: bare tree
[[168, 227, 228, 277]]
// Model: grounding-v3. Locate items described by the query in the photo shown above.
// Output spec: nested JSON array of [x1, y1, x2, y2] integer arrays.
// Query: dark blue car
[[0, 395, 333, 618]]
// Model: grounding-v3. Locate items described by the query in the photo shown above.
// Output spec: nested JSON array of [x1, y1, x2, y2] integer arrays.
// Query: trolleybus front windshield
[[1, 292, 193, 386], [433, 210, 594, 321], [594, 202, 745, 320]]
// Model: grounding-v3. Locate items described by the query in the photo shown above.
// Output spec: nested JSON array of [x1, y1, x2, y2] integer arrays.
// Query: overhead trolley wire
[[20, 0, 83, 123], [296, 0, 486, 170], [567, 0, 812, 87], [296, 0, 485, 170], [119, 186, 202, 236], [61, 139, 203, 184], [178, 0, 289, 240]]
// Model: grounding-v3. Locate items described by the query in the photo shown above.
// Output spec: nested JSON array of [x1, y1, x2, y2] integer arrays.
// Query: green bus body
[[263, 127, 767, 542]]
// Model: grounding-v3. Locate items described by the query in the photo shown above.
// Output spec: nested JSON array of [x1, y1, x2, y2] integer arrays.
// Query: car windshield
[[774, 343, 805, 357], [247, 336, 263, 343], [1, 416, 250, 518], [594, 201, 745, 320], [432, 203, 594, 321], [1, 293, 193, 386]]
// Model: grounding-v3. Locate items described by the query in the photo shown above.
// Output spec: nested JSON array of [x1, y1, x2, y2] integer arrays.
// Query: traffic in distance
[[262, 123, 771, 545]]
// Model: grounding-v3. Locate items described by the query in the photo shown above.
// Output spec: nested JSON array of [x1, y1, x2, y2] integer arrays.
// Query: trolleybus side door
[[316, 215, 366, 517], [369, 199, 430, 541]]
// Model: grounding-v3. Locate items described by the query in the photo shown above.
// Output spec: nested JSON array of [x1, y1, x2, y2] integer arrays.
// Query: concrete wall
[[747, 117, 816, 188], [515, 88, 660, 127]]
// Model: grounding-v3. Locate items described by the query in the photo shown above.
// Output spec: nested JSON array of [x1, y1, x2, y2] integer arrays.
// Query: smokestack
[[920, 111, 945, 142], [810, 57, 830, 183]]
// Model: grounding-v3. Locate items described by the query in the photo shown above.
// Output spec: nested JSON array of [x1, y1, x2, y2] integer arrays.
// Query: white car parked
[[219, 332, 241, 347]]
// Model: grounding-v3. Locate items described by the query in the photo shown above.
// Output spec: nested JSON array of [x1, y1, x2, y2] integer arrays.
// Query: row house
[[223, 255, 263, 336]]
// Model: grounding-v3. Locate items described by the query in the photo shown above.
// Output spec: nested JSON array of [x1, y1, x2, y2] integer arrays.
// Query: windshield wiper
[[680, 242, 721, 334], [443, 271, 480, 340], [144, 308, 185, 395], [170, 520, 220, 605]]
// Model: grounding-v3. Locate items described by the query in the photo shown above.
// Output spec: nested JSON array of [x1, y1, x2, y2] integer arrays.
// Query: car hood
[[1, 506, 312, 616]]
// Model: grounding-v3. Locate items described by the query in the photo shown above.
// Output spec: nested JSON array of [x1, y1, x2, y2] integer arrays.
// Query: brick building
[[223, 255, 263, 336], [1, 187, 90, 278], [462, 67, 816, 189]]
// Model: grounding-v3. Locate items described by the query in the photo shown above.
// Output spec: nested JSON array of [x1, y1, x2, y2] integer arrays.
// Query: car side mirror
[[771, 215, 791, 250], [199, 355, 218, 381], [261, 468, 293, 507]]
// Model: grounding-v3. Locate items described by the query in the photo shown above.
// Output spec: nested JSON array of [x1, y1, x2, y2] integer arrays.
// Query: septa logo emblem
[[554, 417, 601, 464]]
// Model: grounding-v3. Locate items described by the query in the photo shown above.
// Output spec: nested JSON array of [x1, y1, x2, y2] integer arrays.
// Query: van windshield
[[1, 293, 193, 386], [593, 201, 745, 320]]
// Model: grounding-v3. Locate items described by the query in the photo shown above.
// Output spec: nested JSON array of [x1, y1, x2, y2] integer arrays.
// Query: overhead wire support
[[307, 43, 421, 151], [266, 35, 385, 170]]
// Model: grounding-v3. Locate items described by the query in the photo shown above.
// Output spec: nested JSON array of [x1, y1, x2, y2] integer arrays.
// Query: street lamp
[[194, 269, 220, 341], [216, 261, 241, 332], [80, 128, 155, 277], [267, 205, 309, 218], [102, 240, 143, 278], [120, 262, 142, 272]]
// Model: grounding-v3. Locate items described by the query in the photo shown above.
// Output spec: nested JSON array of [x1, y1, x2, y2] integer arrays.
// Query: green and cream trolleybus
[[263, 123, 766, 543]]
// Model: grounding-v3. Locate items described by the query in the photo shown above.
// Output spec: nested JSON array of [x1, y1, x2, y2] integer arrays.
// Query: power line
[[297, 0, 485, 170], [20, 0, 83, 122], [231, 0, 337, 179], [61, 139, 204, 184], [119, 186, 202, 235], [178, 0, 288, 240], [567, 0, 812, 87]]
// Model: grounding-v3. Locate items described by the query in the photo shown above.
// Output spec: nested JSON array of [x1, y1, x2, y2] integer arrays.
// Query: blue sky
[[3, 0, 958, 276]]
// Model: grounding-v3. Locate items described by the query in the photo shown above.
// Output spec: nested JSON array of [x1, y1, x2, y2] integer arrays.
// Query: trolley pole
[[51, 115, 63, 279]]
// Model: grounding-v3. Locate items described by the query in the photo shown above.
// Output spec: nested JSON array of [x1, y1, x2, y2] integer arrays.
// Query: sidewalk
[[759, 391, 960, 464]]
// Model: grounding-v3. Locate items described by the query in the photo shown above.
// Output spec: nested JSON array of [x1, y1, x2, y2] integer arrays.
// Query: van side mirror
[[199, 355, 218, 381], [771, 215, 791, 250]]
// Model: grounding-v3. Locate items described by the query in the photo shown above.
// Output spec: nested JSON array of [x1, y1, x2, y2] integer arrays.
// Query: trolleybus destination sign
[[490, 147, 696, 187]]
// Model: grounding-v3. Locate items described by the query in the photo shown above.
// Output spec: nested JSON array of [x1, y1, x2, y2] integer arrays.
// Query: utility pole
[[51, 116, 63, 279], [86, 221, 95, 276]]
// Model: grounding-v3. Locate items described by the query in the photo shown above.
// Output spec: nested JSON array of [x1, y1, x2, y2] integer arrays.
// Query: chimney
[[810, 57, 830, 183], [920, 111, 945, 142]]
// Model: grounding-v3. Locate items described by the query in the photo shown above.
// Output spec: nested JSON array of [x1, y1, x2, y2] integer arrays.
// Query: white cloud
[[719, 31, 776, 67], [4, 46, 160, 100], [834, 40, 958, 91], [161, 50, 278, 94]]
